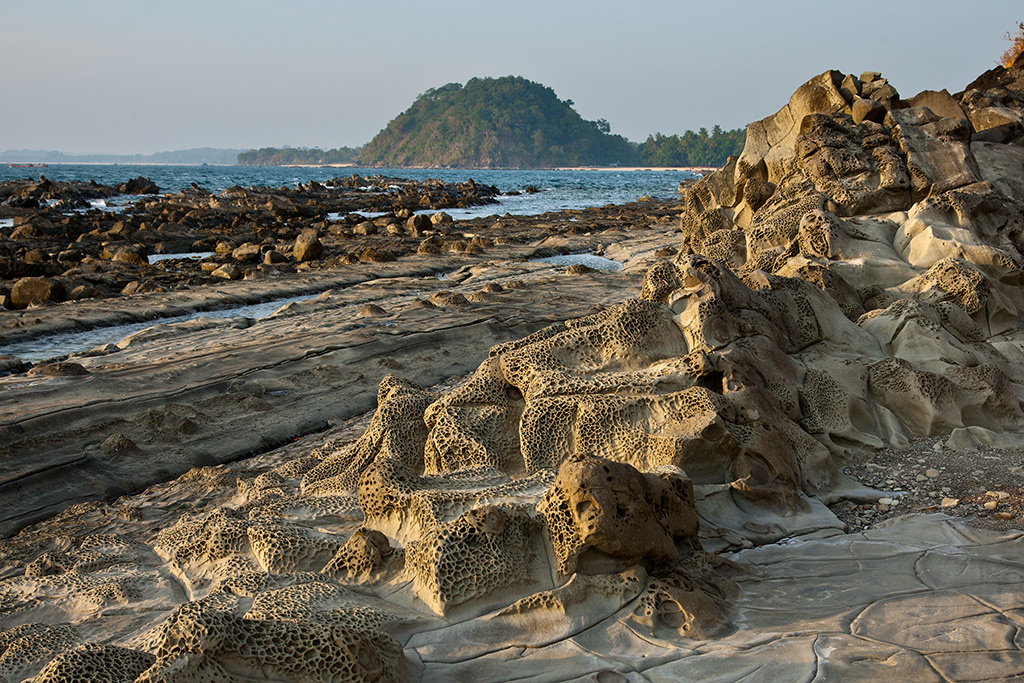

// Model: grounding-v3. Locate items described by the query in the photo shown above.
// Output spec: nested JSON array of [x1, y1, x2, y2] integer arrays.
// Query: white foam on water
[[529, 253, 623, 272], [327, 210, 390, 222], [148, 252, 215, 264]]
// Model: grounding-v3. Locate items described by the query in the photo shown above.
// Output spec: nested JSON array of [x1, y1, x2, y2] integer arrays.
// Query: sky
[[1, 0, 1021, 154]]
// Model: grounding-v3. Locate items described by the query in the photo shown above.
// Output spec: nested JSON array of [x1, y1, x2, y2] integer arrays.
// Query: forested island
[[237, 76, 745, 169]]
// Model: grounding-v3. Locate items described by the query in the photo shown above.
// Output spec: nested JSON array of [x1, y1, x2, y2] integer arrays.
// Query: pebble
[[986, 490, 1011, 500], [941, 497, 960, 507], [722, 532, 744, 546], [995, 512, 1014, 520], [984, 501, 999, 510], [915, 474, 928, 482], [925, 468, 941, 478], [743, 521, 770, 535]]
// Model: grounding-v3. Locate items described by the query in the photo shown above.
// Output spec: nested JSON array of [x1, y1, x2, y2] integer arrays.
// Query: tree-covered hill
[[358, 76, 638, 168]]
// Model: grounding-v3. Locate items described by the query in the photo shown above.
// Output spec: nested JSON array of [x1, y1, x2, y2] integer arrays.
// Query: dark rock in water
[[566, 263, 600, 275], [293, 230, 323, 262], [11, 276, 66, 308], [117, 177, 159, 195]]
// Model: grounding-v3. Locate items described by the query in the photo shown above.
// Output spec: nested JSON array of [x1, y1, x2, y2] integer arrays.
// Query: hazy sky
[[2, 1, 1021, 154]]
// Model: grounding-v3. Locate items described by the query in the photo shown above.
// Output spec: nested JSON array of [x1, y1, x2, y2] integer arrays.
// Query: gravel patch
[[830, 437, 1024, 533]]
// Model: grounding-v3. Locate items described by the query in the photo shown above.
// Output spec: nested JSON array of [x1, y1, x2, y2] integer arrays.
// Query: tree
[[637, 126, 746, 168]]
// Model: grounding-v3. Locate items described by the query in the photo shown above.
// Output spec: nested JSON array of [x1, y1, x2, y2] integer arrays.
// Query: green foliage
[[637, 125, 746, 167], [237, 146, 362, 166], [358, 76, 637, 168]]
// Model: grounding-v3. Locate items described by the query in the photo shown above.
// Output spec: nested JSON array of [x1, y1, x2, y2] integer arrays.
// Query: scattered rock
[[27, 362, 89, 377], [10, 277, 66, 308], [210, 264, 243, 280], [116, 176, 159, 194]]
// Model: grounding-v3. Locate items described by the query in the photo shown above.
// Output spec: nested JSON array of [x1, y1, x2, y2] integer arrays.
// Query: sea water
[[0, 165, 696, 217]]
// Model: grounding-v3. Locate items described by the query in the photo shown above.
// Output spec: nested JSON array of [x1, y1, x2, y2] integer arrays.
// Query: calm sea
[[0, 165, 694, 219]]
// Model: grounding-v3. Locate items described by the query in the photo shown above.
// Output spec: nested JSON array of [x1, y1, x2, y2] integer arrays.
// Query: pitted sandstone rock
[[136, 598, 407, 683], [406, 504, 539, 615], [301, 376, 434, 495], [30, 643, 155, 683], [0, 623, 80, 683], [537, 455, 699, 575]]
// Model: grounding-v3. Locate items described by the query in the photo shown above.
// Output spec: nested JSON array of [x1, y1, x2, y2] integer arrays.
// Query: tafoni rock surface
[[5, 54, 1024, 681]]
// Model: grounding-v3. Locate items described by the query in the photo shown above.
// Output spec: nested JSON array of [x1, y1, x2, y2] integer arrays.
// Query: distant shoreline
[[3, 161, 719, 172], [551, 166, 718, 173]]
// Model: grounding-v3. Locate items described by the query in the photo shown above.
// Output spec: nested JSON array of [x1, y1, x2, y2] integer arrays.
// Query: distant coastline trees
[[637, 126, 746, 168], [237, 146, 361, 166]]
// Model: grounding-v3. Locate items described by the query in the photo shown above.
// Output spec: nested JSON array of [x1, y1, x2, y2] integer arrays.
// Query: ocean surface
[[0, 165, 696, 219]]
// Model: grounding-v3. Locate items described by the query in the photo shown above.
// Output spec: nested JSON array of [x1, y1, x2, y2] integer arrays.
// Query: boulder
[[231, 242, 262, 262], [537, 454, 699, 575], [263, 249, 288, 264], [10, 276, 66, 307], [116, 176, 159, 195], [210, 264, 243, 280], [406, 213, 431, 236], [111, 247, 148, 266], [907, 88, 968, 122], [293, 230, 323, 262]]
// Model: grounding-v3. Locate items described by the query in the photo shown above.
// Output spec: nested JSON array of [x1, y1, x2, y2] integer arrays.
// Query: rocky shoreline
[[0, 194, 683, 535], [0, 174, 499, 313], [3, 54, 1024, 682]]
